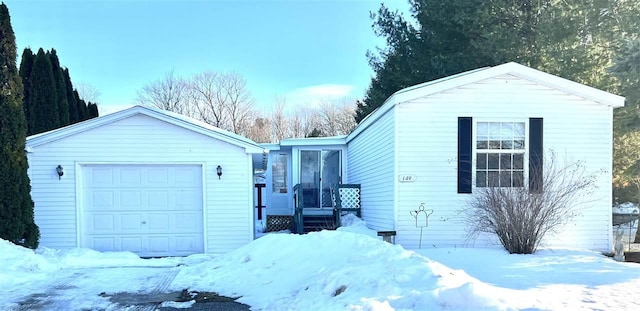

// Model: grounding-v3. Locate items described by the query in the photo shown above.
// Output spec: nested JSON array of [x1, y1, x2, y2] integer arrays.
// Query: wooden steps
[[303, 215, 336, 233]]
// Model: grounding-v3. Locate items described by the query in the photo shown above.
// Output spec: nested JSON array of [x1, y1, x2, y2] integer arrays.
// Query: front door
[[300, 150, 341, 208]]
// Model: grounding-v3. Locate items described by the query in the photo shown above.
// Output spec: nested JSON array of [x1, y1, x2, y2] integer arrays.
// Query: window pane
[[501, 140, 513, 149], [476, 140, 489, 149], [272, 154, 288, 193], [477, 153, 487, 169], [513, 171, 524, 187], [489, 140, 501, 149], [500, 171, 512, 187], [513, 153, 524, 169], [488, 154, 499, 169], [477, 122, 488, 136], [514, 122, 525, 136], [489, 123, 501, 139], [514, 140, 525, 149], [476, 171, 486, 187], [488, 171, 499, 187], [500, 153, 512, 169], [500, 122, 514, 137]]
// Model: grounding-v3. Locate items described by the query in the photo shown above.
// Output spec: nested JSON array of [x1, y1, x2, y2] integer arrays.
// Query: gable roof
[[26, 105, 265, 154], [347, 62, 625, 142]]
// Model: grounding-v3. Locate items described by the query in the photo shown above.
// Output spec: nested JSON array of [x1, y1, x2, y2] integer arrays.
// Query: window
[[476, 122, 525, 187], [272, 154, 288, 193]]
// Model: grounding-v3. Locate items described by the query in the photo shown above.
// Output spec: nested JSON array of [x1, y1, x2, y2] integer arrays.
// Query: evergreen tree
[[74, 90, 88, 121], [18, 48, 34, 129], [48, 49, 69, 126], [0, 3, 40, 249], [28, 48, 59, 134], [63, 68, 78, 123], [357, 0, 640, 122], [87, 102, 99, 118]]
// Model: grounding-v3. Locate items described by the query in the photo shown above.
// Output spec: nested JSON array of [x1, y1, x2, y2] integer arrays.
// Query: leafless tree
[[222, 72, 255, 135], [271, 96, 289, 141], [289, 106, 321, 138], [317, 98, 357, 136], [188, 71, 227, 128], [245, 115, 272, 143], [75, 82, 101, 103], [136, 70, 192, 116], [463, 152, 600, 254]]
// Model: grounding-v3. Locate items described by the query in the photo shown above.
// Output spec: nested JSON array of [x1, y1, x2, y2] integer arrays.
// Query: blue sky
[[5, 0, 409, 114]]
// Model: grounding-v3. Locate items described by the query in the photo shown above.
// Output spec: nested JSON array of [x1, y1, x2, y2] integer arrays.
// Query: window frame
[[473, 119, 529, 188]]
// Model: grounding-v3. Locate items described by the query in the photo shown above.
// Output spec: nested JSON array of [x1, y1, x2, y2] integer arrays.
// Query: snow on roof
[[26, 105, 265, 154]]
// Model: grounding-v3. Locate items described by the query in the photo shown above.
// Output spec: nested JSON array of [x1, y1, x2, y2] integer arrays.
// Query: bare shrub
[[463, 152, 600, 254]]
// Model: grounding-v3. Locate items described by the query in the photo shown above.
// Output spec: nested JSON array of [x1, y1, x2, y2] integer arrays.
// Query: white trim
[[280, 135, 347, 147], [201, 162, 208, 252], [26, 105, 265, 154], [347, 62, 624, 144], [75, 161, 207, 252], [392, 104, 399, 231], [471, 118, 530, 190], [247, 155, 255, 241]]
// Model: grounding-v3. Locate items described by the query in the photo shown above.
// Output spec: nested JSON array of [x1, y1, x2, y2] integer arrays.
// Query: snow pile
[[171, 230, 508, 310], [0, 239, 58, 288], [36, 247, 186, 268]]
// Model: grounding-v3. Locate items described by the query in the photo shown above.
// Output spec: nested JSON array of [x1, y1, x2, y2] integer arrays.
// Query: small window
[[272, 154, 288, 193], [476, 122, 525, 187]]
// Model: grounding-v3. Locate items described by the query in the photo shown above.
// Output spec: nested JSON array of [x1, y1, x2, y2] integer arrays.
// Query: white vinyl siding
[[347, 109, 395, 231], [28, 114, 254, 254], [392, 74, 612, 251]]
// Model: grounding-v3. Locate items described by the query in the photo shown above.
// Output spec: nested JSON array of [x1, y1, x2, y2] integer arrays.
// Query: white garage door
[[82, 164, 204, 257]]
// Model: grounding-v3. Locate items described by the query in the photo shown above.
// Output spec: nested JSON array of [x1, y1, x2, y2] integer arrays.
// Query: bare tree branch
[[135, 70, 193, 116], [463, 151, 601, 254], [75, 82, 101, 103]]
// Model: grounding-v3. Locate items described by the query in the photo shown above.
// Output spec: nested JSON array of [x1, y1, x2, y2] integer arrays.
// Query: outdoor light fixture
[[56, 165, 64, 180], [216, 165, 223, 179]]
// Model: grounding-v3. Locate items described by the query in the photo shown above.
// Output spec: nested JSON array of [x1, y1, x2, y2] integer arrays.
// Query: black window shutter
[[458, 117, 472, 193], [529, 118, 543, 193]]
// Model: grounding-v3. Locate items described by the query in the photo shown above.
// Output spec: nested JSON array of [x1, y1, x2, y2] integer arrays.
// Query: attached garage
[[82, 164, 204, 257], [26, 106, 265, 256]]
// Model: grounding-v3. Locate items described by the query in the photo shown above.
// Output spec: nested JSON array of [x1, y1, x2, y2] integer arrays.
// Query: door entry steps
[[303, 215, 337, 233]]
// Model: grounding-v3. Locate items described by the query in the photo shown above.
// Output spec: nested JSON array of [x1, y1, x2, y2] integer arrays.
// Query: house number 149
[[399, 175, 417, 182]]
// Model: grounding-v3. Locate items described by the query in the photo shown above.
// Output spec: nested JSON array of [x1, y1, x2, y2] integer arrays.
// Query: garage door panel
[[121, 237, 144, 252], [90, 191, 115, 209], [82, 164, 204, 257], [121, 214, 144, 230], [91, 214, 115, 231], [120, 167, 142, 186], [120, 191, 142, 208]]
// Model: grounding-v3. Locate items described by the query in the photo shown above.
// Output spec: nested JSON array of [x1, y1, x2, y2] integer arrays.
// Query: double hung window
[[476, 122, 525, 187]]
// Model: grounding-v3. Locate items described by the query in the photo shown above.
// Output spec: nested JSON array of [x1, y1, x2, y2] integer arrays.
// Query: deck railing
[[292, 184, 304, 234]]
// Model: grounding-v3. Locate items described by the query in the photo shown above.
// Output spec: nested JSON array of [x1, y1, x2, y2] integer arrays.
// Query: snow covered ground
[[1, 215, 639, 310]]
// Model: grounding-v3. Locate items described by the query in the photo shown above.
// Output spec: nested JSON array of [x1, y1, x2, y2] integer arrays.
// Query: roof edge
[[347, 62, 625, 143], [27, 105, 265, 154]]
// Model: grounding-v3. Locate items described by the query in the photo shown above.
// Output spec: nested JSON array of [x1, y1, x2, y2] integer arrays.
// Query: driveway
[[9, 266, 250, 311]]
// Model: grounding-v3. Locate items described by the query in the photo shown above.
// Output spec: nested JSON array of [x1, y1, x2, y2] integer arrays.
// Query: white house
[[26, 106, 267, 257], [261, 62, 624, 252], [27, 62, 624, 256]]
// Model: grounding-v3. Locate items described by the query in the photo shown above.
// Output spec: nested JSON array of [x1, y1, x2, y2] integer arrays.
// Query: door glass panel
[[321, 150, 341, 208], [300, 150, 320, 208]]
